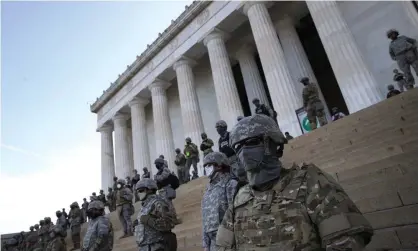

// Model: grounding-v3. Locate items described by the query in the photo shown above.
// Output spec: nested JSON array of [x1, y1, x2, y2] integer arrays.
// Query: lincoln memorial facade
[[90, 1, 418, 191]]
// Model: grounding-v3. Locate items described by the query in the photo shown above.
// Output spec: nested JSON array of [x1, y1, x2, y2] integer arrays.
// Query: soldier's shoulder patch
[[234, 184, 253, 208]]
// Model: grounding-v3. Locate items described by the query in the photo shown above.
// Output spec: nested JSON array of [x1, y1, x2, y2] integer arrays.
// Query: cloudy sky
[[0, 0, 191, 234]]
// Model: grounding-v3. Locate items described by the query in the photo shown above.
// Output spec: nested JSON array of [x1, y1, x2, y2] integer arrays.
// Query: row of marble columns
[[99, 0, 384, 191]]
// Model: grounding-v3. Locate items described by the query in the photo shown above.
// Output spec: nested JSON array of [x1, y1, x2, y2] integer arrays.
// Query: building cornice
[[90, 0, 212, 113]]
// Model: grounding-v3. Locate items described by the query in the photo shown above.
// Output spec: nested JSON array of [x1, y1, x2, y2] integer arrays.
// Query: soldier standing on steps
[[82, 198, 89, 223], [301, 77, 327, 130], [82, 201, 113, 251], [216, 114, 373, 250], [69, 202, 82, 251], [142, 167, 150, 179], [174, 148, 187, 184], [184, 137, 199, 178], [201, 152, 237, 251], [45, 226, 66, 251], [106, 188, 115, 212], [115, 179, 134, 239], [134, 178, 177, 251]]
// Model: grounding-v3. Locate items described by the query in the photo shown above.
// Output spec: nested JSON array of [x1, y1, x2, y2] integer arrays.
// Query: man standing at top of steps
[[216, 114, 373, 250], [301, 77, 327, 130]]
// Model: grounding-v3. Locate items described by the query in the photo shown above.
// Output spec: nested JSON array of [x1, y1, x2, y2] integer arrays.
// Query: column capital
[[97, 124, 113, 133], [148, 78, 171, 93], [128, 97, 149, 107], [112, 113, 129, 127], [242, 1, 272, 16], [203, 28, 230, 47], [173, 56, 197, 71]]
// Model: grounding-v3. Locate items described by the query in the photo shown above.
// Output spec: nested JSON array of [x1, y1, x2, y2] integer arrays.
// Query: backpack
[[167, 174, 180, 190]]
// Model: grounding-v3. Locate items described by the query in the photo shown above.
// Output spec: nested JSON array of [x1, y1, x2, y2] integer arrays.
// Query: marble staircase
[[66, 88, 418, 251]]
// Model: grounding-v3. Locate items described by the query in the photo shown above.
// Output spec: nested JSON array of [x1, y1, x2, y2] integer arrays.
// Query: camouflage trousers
[[203, 231, 217, 251], [397, 50, 418, 87], [70, 225, 81, 249], [177, 166, 187, 184], [185, 157, 198, 177], [117, 204, 133, 235], [307, 101, 327, 130]]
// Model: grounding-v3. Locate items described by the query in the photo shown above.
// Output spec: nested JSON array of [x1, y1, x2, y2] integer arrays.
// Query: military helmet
[[299, 77, 309, 83], [87, 200, 105, 210], [117, 179, 126, 185], [30, 226, 34, 231], [229, 114, 285, 147], [387, 84, 395, 90], [159, 154, 165, 159], [92, 192, 96, 196], [203, 152, 229, 167], [215, 120, 227, 128], [100, 189, 104, 192], [154, 158, 165, 165], [135, 178, 158, 190], [70, 202, 79, 208], [251, 98, 260, 103], [39, 220, 45, 225], [185, 137, 192, 142], [56, 210, 61, 215], [143, 167, 148, 170], [175, 148, 181, 152], [34, 224, 39, 228], [386, 28, 399, 38]]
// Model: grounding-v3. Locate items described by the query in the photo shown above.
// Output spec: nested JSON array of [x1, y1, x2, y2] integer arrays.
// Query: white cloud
[[0, 138, 101, 234]]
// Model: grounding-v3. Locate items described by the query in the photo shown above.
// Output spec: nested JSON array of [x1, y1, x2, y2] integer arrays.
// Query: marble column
[[203, 30, 243, 127], [129, 97, 151, 176], [243, 2, 303, 136], [112, 113, 132, 180], [235, 43, 270, 113], [306, 0, 383, 113], [403, 1, 418, 28], [149, 79, 176, 175], [126, 126, 134, 177], [98, 125, 115, 192], [275, 15, 330, 119], [173, 57, 205, 176]]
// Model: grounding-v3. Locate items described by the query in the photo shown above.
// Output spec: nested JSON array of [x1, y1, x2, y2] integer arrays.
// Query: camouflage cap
[[229, 114, 285, 147], [386, 28, 399, 37], [117, 179, 126, 185], [154, 158, 165, 165], [203, 152, 229, 167], [88, 200, 105, 210], [135, 178, 158, 190], [215, 120, 227, 128]]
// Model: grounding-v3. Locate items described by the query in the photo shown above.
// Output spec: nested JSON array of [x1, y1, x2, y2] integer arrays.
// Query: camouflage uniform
[[388, 29, 418, 87], [26, 227, 39, 251], [115, 179, 134, 237], [142, 168, 150, 179], [301, 77, 327, 130], [55, 212, 67, 231], [393, 70, 412, 91], [200, 133, 214, 157], [42, 218, 54, 250], [106, 189, 116, 212], [174, 149, 187, 184], [201, 152, 238, 251], [154, 163, 177, 219], [45, 226, 66, 251], [82, 199, 89, 222], [82, 201, 114, 251], [69, 202, 82, 250], [134, 179, 176, 251], [216, 115, 373, 250], [184, 138, 199, 176]]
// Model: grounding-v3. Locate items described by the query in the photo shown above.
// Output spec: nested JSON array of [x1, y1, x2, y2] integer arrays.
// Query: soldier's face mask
[[137, 188, 148, 201], [117, 184, 122, 189], [204, 164, 214, 177]]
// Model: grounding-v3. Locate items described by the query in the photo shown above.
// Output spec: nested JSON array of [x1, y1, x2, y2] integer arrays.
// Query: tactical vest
[[202, 176, 233, 233], [232, 168, 323, 250], [136, 196, 167, 246], [218, 132, 235, 158]]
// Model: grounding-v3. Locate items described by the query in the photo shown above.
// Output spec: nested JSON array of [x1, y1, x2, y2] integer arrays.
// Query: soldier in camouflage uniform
[[82, 201, 114, 251], [388, 29, 418, 87], [134, 178, 176, 251], [154, 158, 178, 221], [98, 190, 107, 206], [55, 211, 67, 231], [184, 137, 199, 178], [106, 188, 116, 212], [252, 98, 276, 122], [216, 120, 246, 183], [42, 217, 54, 250], [45, 225, 66, 251], [216, 114, 373, 250], [112, 177, 118, 191], [301, 77, 327, 130], [200, 132, 214, 157], [201, 152, 238, 251], [142, 167, 150, 179], [159, 155, 169, 169], [69, 202, 82, 250], [174, 148, 187, 184], [90, 192, 98, 202], [37, 220, 46, 251], [82, 198, 89, 223], [26, 226, 39, 251], [115, 179, 134, 238]]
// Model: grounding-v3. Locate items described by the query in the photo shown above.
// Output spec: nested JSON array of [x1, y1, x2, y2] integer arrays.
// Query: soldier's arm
[[90, 218, 110, 251], [141, 200, 174, 232], [207, 139, 214, 147], [304, 164, 373, 250], [266, 105, 274, 118], [225, 180, 238, 206], [122, 188, 133, 201], [215, 205, 235, 250], [389, 46, 396, 61], [405, 36, 417, 47]]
